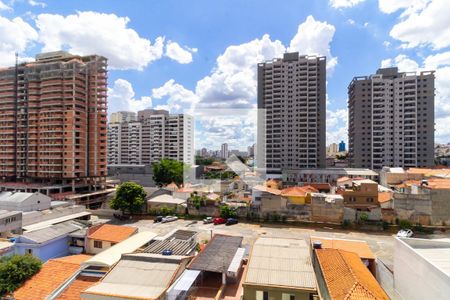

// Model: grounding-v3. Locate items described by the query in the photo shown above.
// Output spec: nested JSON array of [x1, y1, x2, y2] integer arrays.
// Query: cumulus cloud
[[0, 16, 38, 67], [165, 41, 197, 64], [28, 0, 46, 8], [288, 16, 337, 71], [326, 108, 348, 145], [152, 79, 199, 113], [35, 11, 165, 70], [386, 0, 450, 50], [381, 54, 419, 72], [0, 1, 11, 11], [378, 0, 430, 15], [330, 0, 365, 9], [108, 79, 152, 116]]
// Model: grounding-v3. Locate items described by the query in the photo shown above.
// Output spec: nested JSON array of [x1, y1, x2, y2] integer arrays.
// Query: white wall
[[394, 238, 450, 300]]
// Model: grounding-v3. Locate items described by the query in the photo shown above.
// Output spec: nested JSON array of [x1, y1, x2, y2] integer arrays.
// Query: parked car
[[154, 216, 163, 223], [397, 229, 413, 238], [203, 217, 213, 224], [226, 218, 238, 226], [162, 216, 178, 223], [213, 217, 226, 225]]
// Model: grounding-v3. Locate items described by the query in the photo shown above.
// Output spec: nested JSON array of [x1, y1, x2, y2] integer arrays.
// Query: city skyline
[[1, 0, 449, 151]]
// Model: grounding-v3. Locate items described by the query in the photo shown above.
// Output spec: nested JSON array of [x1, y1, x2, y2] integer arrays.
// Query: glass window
[[94, 240, 103, 248]]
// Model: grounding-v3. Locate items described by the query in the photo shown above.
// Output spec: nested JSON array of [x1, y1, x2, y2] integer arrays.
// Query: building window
[[256, 291, 269, 300], [94, 240, 103, 248], [282, 294, 296, 300], [26, 249, 33, 255], [367, 197, 374, 203]]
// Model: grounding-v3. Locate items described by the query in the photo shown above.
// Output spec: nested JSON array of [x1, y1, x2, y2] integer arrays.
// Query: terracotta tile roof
[[406, 168, 450, 176], [280, 186, 318, 197], [56, 275, 100, 300], [311, 237, 375, 260], [316, 249, 389, 300], [424, 178, 450, 190], [87, 224, 137, 243], [377, 192, 393, 204], [253, 184, 282, 195], [308, 183, 331, 190], [14, 254, 91, 300]]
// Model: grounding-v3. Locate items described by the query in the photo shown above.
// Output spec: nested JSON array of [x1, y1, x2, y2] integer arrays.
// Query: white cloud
[[326, 108, 348, 145], [0, 16, 38, 67], [288, 15, 338, 71], [108, 79, 152, 116], [0, 1, 11, 11], [387, 0, 450, 50], [152, 79, 199, 113], [28, 0, 46, 8], [378, 0, 430, 15], [35, 11, 165, 70], [165, 41, 197, 64], [330, 0, 365, 9], [347, 19, 356, 25], [383, 40, 391, 48], [423, 51, 450, 69], [380, 54, 419, 72]]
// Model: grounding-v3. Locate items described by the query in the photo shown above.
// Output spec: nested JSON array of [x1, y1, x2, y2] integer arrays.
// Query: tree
[[0, 254, 42, 296], [152, 159, 186, 187], [219, 205, 237, 219], [195, 156, 214, 166], [111, 182, 146, 215]]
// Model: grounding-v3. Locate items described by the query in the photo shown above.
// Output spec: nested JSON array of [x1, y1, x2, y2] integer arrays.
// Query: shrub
[[399, 219, 413, 230], [342, 219, 351, 229], [0, 255, 42, 296]]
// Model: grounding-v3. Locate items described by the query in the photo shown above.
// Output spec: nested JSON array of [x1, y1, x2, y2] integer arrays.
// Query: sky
[[1, 0, 450, 151]]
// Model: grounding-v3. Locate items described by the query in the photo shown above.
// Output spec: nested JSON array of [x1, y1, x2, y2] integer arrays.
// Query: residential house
[[313, 248, 389, 300], [0, 191, 51, 212], [310, 237, 376, 275], [0, 210, 22, 237], [310, 194, 344, 224], [0, 241, 14, 257], [280, 185, 319, 205], [243, 237, 318, 300], [86, 224, 137, 254], [148, 194, 187, 214], [283, 168, 378, 185], [380, 166, 450, 188], [338, 179, 379, 209], [14, 221, 86, 262], [13, 254, 93, 300]]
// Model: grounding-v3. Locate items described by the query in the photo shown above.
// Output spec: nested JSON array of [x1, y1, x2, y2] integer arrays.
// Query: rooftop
[[315, 249, 389, 300], [244, 237, 316, 290], [82, 254, 184, 300], [18, 221, 85, 244], [148, 194, 186, 205], [56, 275, 100, 300], [13, 254, 91, 300], [0, 191, 39, 203], [311, 237, 375, 260], [142, 229, 197, 256], [281, 186, 319, 197], [285, 168, 378, 176], [189, 234, 243, 273], [88, 224, 137, 243]]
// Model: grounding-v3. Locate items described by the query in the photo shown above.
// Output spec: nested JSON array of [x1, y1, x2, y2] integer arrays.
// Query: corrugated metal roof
[[19, 221, 84, 244], [22, 211, 91, 232], [188, 234, 243, 273], [82, 231, 157, 268], [0, 192, 34, 203], [148, 194, 186, 205], [244, 237, 316, 290], [83, 255, 182, 299]]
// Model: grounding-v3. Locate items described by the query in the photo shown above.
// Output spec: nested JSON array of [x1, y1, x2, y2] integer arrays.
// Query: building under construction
[[0, 51, 108, 200]]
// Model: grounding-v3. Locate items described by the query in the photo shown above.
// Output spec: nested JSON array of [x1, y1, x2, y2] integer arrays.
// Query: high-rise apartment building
[[107, 109, 194, 165], [257, 52, 326, 175], [221, 143, 229, 159], [0, 51, 107, 189], [348, 67, 435, 170], [110, 111, 137, 123]]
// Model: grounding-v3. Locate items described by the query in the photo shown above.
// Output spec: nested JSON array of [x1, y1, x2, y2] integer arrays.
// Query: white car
[[397, 229, 413, 238], [203, 217, 213, 224], [161, 216, 178, 223]]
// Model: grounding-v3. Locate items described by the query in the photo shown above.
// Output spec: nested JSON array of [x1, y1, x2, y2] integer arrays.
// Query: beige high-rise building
[[110, 111, 137, 123], [348, 67, 435, 170], [257, 52, 326, 176], [107, 109, 194, 165], [0, 51, 107, 190]]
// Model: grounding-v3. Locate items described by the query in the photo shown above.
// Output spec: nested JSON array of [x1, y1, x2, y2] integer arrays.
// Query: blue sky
[[1, 0, 450, 150]]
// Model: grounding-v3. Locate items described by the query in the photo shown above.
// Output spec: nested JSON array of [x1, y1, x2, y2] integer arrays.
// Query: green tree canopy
[[195, 156, 214, 166], [0, 254, 42, 296], [110, 181, 146, 214], [219, 205, 237, 219], [152, 159, 186, 187]]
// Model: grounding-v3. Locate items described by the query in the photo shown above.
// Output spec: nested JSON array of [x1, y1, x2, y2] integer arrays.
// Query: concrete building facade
[[107, 109, 194, 165], [0, 51, 107, 190], [348, 67, 435, 170], [257, 52, 326, 176], [110, 111, 136, 123], [221, 143, 229, 159]]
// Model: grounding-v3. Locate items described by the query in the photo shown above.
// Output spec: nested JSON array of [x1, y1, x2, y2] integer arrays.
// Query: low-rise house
[[311, 237, 376, 275], [280, 185, 319, 205], [0, 191, 51, 212], [338, 179, 379, 209], [86, 224, 137, 254], [311, 193, 344, 224], [391, 238, 450, 300], [0, 210, 22, 237], [13, 254, 93, 300], [14, 221, 86, 262], [0, 240, 14, 257], [313, 248, 389, 300], [283, 168, 378, 185], [243, 237, 318, 300], [380, 166, 450, 188], [148, 194, 187, 214]]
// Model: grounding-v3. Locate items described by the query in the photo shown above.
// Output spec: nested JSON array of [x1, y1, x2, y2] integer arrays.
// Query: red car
[[213, 217, 226, 225]]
